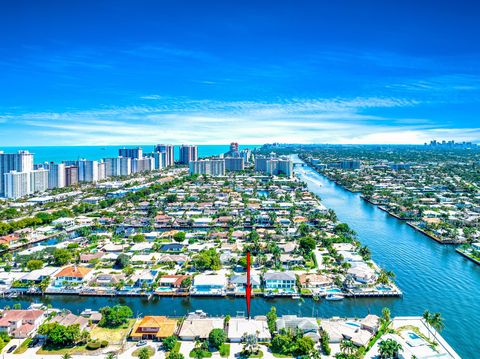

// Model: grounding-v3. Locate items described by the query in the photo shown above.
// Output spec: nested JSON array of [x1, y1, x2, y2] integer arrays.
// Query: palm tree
[[340, 339, 356, 355], [378, 338, 402, 359], [424, 310, 444, 344], [105, 353, 117, 359], [381, 307, 391, 326], [61, 354, 73, 359]]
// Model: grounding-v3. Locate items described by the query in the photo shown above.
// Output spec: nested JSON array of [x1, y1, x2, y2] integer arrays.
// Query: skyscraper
[[104, 157, 132, 177], [118, 147, 143, 159], [30, 169, 49, 193], [154, 144, 174, 166], [4, 171, 30, 199], [179, 145, 198, 164], [132, 157, 155, 173], [0, 150, 34, 197], [65, 166, 79, 186], [48, 163, 66, 189], [189, 159, 225, 176], [97, 162, 106, 181], [78, 159, 99, 182], [225, 157, 244, 171]]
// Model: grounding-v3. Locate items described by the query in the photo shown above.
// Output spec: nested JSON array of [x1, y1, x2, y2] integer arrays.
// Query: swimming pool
[[326, 288, 343, 294], [408, 332, 421, 340], [345, 321, 361, 328]]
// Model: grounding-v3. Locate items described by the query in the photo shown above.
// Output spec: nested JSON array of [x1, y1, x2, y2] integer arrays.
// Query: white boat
[[292, 294, 301, 299], [325, 293, 344, 301]]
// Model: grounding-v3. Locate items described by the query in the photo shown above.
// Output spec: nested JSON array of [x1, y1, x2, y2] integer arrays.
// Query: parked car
[[136, 340, 147, 347], [7, 345, 17, 353]]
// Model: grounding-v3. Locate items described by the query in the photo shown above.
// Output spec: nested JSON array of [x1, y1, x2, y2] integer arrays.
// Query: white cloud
[[3, 96, 479, 145]]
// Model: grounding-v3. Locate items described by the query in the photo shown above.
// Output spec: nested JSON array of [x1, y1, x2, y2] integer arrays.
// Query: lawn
[[14, 338, 32, 354], [90, 319, 136, 345], [189, 349, 213, 358], [132, 345, 155, 357]]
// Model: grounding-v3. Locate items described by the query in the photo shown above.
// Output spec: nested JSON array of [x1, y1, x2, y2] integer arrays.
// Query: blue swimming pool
[[326, 288, 343, 294], [408, 332, 421, 340], [345, 321, 361, 328]]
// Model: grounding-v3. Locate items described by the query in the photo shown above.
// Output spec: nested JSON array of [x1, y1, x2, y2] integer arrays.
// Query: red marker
[[246, 251, 252, 319]]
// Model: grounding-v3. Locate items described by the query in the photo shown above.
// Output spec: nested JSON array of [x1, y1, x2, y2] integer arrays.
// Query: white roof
[[227, 318, 271, 340]]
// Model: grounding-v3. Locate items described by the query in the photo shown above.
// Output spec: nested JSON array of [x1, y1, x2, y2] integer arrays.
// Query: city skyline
[[2, 1, 480, 145]]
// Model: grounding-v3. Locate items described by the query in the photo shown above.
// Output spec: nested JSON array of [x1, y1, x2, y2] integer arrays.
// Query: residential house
[[130, 316, 177, 341], [178, 318, 224, 340], [53, 266, 93, 287], [276, 315, 320, 342], [227, 318, 271, 342], [0, 310, 45, 338]]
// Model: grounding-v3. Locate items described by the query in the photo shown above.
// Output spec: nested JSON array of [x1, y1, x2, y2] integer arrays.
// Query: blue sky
[[1, 0, 480, 145]]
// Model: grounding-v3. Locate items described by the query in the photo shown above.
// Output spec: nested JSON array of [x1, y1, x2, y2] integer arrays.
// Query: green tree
[[295, 336, 315, 356], [99, 305, 133, 328], [299, 236, 316, 254], [52, 248, 73, 266], [138, 347, 151, 359], [266, 306, 277, 334], [131, 234, 145, 243], [208, 328, 226, 350], [162, 335, 178, 352], [26, 259, 44, 271], [114, 254, 130, 269], [173, 232, 186, 242], [378, 338, 402, 359], [167, 353, 184, 359]]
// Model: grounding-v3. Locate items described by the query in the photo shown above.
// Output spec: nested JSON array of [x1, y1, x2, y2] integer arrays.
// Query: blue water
[[0, 145, 258, 164]]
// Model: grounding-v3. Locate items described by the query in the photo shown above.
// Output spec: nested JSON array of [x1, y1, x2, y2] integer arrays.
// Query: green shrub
[[86, 341, 101, 350]]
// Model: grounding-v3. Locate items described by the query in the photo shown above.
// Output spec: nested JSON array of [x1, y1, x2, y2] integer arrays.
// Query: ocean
[[0, 145, 259, 164]]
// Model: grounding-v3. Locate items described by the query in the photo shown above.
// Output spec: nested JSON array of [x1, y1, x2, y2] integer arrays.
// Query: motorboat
[[325, 293, 344, 301]]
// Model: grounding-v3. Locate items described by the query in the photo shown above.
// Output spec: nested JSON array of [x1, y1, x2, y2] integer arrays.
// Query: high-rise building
[[65, 166, 79, 186], [30, 169, 49, 193], [179, 145, 198, 164], [240, 149, 252, 163], [132, 157, 155, 173], [144, 152, 164, 170], [118, 147, 143, 159], [4, 171, 30, 199], [254, 156, 269, 172], [78, 159, 99, 182], [256, 155, 293, 177], [154, 144, 174, 166], [104, 157, 132, 177], [48, 163, 66, 189], [0, 150, 34, 197], [189, 159, 225, 176], [225, 157, 244, 172], [97, 162, 106, 181]]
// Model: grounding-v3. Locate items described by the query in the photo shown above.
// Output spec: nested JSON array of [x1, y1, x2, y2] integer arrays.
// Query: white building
[[189, 159, 225, 176], [0, 150, 34, 197], [30, 169, 49, 194], [4, 171, 30, 199], [104, 157, 132, 177], [132, 157, 155, 173]]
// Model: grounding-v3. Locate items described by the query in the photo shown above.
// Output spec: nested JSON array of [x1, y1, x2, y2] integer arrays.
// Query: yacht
[[325, 293, 344, 301]]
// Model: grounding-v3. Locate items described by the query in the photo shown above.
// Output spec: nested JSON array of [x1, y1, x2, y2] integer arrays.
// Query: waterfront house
[[178, 317, 224, 340], [191, 273, 227, 296], [227, 318, 271, 342], [20, 267, 59, 285], [52, 217, 75, 229], [158, 274, 190, 289], [130, 316, 177, 341], [131, 269, 157, 288], [263, 271, 296, 290], [53, 266, 92, 287], [298, 273, 332, 289], [0, 309, 45, 338], [229, 274, 261, 293], [276, 315, 320, 342]]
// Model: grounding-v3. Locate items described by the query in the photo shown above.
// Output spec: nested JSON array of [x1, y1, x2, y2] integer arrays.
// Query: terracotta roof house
[[130, 316, 177, 341], [53, 266, 93, 287], [0, 309, 45, 338]]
